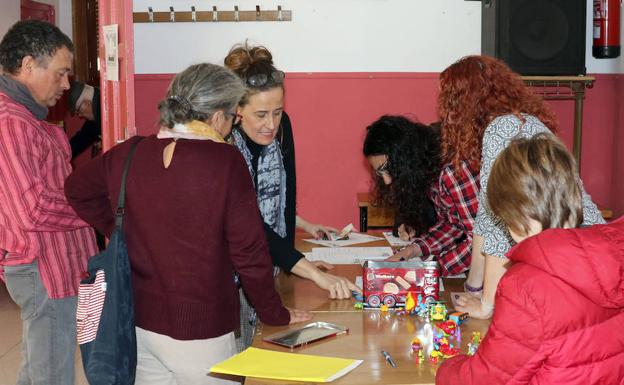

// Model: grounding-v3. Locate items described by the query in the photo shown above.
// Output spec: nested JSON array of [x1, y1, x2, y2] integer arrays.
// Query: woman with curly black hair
[[363, 115, 480, 276]]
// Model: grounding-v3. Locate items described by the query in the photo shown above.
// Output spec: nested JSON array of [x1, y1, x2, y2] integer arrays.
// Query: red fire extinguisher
[[593, 0, 621, 58]]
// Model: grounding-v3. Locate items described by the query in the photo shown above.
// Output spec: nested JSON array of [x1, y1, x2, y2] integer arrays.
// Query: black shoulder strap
[[114, 138, 144, 228]]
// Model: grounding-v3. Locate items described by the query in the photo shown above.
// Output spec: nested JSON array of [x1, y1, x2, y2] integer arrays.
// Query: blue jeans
[[4, 261, 77, 385]]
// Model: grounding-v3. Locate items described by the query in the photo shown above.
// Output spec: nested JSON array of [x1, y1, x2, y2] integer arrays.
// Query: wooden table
[[244, 233, 491, 385]]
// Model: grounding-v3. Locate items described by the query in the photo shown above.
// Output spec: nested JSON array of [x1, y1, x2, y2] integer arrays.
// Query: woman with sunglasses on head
[[363, 115, 479, 277], [224, 43, 360, 350], [439, 55, 604, 320]]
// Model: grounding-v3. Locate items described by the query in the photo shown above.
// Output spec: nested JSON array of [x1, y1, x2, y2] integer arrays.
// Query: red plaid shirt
[[413, 162, 480, 276], [0, 92, 97, 298]]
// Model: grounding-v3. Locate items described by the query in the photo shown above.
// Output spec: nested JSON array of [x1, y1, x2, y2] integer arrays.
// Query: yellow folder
[[209, 347, 363, 383]]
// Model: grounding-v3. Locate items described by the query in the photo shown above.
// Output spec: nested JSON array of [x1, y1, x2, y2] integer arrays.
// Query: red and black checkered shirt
[[413, 162, 480, 276]]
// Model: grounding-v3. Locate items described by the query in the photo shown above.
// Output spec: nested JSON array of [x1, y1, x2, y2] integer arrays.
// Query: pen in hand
[[381, 350, 397, 368]]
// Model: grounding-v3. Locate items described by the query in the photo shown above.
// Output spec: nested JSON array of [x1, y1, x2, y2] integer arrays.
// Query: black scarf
[[0, 74, 48, 120]]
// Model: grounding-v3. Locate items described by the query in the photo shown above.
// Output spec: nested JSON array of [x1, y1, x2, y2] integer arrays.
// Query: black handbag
[[77, 138, 142, 385]]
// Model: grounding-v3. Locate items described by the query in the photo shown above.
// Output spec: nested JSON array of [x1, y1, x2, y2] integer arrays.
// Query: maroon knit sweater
[[65, 135, 290, 340]]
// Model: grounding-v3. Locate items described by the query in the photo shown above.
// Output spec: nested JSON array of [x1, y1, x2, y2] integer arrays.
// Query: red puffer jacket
[[437, 218, 624, 385]]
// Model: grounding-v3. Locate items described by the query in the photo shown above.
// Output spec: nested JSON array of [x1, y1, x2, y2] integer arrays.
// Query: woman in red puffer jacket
[[436, 134, 624, 385]]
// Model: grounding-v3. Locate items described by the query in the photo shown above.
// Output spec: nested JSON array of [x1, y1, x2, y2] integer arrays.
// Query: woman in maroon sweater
[[65, 63, 310, 385]]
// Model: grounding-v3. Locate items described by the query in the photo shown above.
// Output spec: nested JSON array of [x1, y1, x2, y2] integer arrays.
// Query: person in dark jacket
[[66, 63, 311, 385], [224, 43, 359, 351], [68, 80, 101, 158], [437, 134, 624, 385]]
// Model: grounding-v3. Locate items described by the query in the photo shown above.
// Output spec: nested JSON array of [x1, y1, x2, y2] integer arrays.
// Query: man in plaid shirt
[[0, 21, 97, 385]]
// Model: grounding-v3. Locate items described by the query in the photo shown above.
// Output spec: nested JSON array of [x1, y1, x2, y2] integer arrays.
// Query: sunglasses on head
[[246, 70, 285, 87]]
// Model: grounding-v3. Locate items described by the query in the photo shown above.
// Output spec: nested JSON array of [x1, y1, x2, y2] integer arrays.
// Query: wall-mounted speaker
[[481, 0, 587, 75]]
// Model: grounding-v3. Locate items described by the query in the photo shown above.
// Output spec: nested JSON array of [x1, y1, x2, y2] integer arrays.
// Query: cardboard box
[[362, 261, 439, 308]]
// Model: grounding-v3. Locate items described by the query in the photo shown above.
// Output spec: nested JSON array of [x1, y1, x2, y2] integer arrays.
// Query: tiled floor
[[0, 283, 88, 385]]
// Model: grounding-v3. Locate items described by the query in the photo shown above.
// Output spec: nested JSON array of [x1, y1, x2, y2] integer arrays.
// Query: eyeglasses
[[246, 71, 285, 87], [375, 159, 390, 177]]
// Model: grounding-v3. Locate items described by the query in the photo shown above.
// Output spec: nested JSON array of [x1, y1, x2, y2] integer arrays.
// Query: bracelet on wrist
[[463, 281, 484, 293]]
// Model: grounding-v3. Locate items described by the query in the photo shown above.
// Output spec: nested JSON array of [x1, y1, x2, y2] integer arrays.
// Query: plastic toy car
[[363, 261, 440, 308]]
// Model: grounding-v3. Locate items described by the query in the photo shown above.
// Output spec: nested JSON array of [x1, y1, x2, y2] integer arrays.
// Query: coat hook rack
[[133, 5, 292, 23]]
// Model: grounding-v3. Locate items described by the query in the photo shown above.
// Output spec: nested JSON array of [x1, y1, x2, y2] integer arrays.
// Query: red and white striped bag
[[77, 269, 106, 344]]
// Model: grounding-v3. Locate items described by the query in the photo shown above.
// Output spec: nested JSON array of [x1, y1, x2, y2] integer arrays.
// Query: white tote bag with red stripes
[[77, 269, 106, 344]]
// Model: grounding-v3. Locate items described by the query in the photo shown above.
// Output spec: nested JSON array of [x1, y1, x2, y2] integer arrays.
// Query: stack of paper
[[304, 247, 393, 264], [303, 232, 383, 247], [209, 347, 363, 382]]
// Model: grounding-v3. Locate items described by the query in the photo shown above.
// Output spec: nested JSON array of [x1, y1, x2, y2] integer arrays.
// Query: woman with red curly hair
[[438, 55, 604, 319]]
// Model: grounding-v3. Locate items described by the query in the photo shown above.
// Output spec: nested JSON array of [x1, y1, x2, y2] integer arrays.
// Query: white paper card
[[103, 24, 119, 81], [306, 247, 393, 265], [303, 232, 383, 247]]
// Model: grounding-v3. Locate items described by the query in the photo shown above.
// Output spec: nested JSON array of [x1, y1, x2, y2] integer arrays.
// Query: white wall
[[133, 0, 623, 74], [0, 0, 72, 39], [38, 0, 73, 37], [0, 1, 21, 39], [133, 0, 482, 73]]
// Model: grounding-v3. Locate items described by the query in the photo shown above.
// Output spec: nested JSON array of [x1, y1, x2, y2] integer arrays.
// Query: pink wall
[[612, 75, 624, 217], [135, 73, 622, 227]]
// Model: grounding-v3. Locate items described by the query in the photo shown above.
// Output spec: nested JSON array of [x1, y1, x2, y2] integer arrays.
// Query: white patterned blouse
[[473, 113, 605, 258]]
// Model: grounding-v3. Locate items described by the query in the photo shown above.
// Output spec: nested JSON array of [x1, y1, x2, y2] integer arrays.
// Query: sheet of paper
[[210, 347, 363, 383], [102, 24, 119, 81], [303, 232, 383, 247], [382, 231, 411, 246], [306, 247, 393, 265]]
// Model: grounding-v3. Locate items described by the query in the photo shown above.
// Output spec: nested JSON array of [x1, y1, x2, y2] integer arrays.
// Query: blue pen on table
[[381, 350, 397, 368]]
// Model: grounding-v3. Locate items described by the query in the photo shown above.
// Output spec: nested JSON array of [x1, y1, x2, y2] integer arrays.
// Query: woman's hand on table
[[385, 244, 422, 262], [453, 293, 493, 320], [314, 271, 361, 299], [287, 307, 313, 324], [305, 223, 338, 240], [296, 216, 338, 239]]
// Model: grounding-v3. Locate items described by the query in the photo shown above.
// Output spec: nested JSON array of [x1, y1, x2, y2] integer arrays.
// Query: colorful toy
[[429, 302, 447, 321], [414, 294, 429, 318], [417, 349, 425, 364], [448, 311, 469, 325], [405, 291, 416, 312], [436, 320, 457, 336], [353, 302, 364, 310], [362, 261, 439, 308], [410, 337, 422, 353], [380, 304, 389, 312], [438, 343, 461, 358], [432, 333, 461, 359], [467, 331, 481, 356], [429, 350, 442, 364]]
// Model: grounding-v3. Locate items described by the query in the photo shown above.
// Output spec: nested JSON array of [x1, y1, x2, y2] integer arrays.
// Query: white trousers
[[135, 327, 241, 385]]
